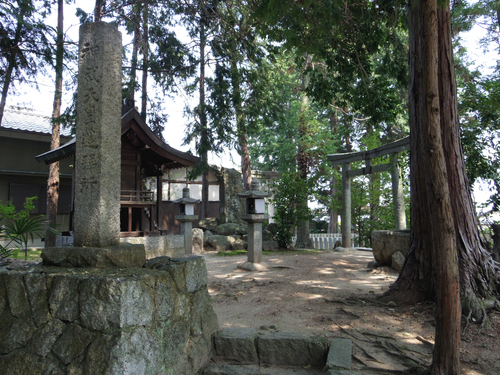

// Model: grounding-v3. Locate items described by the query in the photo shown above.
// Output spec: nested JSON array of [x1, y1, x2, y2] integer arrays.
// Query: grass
[[216, 249, 323, 256], [7, 248, 43, 261]]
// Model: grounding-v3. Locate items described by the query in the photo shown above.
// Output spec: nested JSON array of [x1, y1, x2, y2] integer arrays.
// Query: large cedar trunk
[[46, 0, 64, 247], [384, 0, 500, 330], [199, 12, 209, 219]]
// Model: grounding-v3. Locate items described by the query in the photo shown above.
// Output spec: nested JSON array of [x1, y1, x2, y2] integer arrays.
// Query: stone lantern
[[237, 178, 271, 271], [174, 187, 200, 254]]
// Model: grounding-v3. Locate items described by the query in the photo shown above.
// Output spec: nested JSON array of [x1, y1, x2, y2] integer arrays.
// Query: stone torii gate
[[327, 137, 410, 248]]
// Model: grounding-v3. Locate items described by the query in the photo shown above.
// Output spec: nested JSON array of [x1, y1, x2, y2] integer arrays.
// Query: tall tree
[[407, 0, 461, 372], [0, 0, 55, 125], [45, 0, 64, 247], [383, 0, 500, 333]]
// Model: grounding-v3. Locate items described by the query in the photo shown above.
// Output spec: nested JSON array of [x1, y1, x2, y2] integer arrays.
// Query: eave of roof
[[35, 108, 200, 169]]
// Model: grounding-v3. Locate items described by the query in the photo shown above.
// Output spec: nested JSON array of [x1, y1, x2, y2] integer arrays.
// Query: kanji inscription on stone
[[74, 22, 122, 247]]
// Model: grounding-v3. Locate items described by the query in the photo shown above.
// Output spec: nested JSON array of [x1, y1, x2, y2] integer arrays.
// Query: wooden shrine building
[[36, 101, 200, 237]]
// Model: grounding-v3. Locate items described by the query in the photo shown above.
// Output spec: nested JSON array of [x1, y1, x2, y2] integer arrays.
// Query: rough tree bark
[[199, 5, 209, 219], [383, 0, 500, 356], [141, 3, 149, 119], [45, 0, 64, 247], [295, 65, 312, 249]]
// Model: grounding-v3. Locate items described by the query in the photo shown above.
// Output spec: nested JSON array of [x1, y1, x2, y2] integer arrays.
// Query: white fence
[[292, 233, 348, 250]]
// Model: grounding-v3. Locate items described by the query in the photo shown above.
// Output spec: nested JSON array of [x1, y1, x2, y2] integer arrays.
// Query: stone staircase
[[200, 328, 360, 375]]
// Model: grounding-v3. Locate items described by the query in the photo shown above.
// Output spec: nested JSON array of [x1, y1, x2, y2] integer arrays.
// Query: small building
[[35, 101, 221, 237], [0, 106, 74, 234]]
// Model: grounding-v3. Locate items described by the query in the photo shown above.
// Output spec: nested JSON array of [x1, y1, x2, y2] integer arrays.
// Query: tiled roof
[[1, 106, 72, 137]]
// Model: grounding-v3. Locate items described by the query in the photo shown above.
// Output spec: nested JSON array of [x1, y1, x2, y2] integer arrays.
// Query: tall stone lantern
[[237, 178, 271, 271], [174, 187, 200, 254]]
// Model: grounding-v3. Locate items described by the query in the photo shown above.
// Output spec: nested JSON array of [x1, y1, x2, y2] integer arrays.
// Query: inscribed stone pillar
[[74, 22, 122, 247]]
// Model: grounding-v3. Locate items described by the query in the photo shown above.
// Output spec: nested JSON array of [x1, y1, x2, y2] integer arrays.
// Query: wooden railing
[[120, 190, 154, 202]]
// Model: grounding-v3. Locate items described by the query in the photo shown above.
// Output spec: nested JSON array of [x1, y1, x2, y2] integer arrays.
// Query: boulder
[[265, 223, 278, 236], [192, 228, 204, 254], [391, 251, 406, 271], [217, 223, 245, 236], [371, 230, 410, 266], [262, 241, 278, 252], [231, 239, 247, 251], [262, 229, 274, 242], [198, 218, 219, 232], [207, 235, 238, 251]]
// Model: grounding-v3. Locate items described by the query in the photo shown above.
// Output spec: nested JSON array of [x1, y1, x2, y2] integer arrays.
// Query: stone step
[[201, 363, 325, 375], [208, 328, 354, 374]]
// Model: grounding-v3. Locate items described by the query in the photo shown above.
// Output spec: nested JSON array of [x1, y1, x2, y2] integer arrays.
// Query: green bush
[[0, 197, 58, 262]]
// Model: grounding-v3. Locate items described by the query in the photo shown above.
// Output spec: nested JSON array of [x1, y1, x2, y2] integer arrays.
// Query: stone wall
[[120, 235, 185, 259], [0, 256, 218, 375]]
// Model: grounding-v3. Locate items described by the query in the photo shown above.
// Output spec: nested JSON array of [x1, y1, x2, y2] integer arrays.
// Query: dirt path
[[202, 249, 500, 374]]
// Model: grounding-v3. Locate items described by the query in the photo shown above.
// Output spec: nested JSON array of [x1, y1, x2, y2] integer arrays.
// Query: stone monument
[[41, 22, 145, 268], [174, 187, 200, 254], [1, 22, 218, 375], [73, 22, 122, 247], [237, 178, 271, 271]]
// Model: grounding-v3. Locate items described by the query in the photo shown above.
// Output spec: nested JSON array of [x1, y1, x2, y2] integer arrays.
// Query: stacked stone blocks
[[0, 256, 218, 375]]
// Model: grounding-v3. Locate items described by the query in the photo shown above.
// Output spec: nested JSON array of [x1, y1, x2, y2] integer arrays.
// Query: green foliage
[[270, 172, 314, 248], [0, 197, 57, 261], [458, 69, 500, 208]]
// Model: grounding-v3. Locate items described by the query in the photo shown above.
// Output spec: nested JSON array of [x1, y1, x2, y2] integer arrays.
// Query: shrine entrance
[[327, 137, 410, 247]]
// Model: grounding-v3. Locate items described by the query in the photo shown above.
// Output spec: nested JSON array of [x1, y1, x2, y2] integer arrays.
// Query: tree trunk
[[199, 10, 209, 219], [0, 8, 26, 126], [384, 0, 500, 371], [45, 0, 64, 248], [230, 58, 252, 191], [94, 0, 103, 22], [295, 68, 312, 249], [128, 6, 141, 102], [385, 0, 500, 324], [141, 3, 149, 120]]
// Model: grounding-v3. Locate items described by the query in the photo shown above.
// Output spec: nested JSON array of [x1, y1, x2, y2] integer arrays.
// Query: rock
[[207, 235, 237, 251], [334, 240, 342, 249], [41, 243, 146, 268], [231, 239, 248, 250], [204, 230, 214, 246], [333, 246, 353, 252], [217, 223, 245, 236], [214, 328, 259, 364], [372, 230, 410, 266], [265, 223, 278, 236], [144, 256, 171, 269], [262, 241, 278, 252], [49, 276, 80, 322], [262, 229, 274, 241], [367, 260, 379, 269], [326, 338, 352, 371], [199, 218, 219, 232], [52, 324, 92, 365], [192, 228, 204, 253], [391, 251, 406, 271], [257, 331, 329, 367]]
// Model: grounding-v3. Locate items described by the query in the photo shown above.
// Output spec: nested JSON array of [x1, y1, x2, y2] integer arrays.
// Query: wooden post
[[341, 162, 351, 248], [156, 175, 163, 231]]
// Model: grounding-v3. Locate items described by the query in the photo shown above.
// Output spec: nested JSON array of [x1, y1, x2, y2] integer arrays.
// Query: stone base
[[0, 256, 218, 375], [237, 261, 269, 272], [41, 242, 146, 268]]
